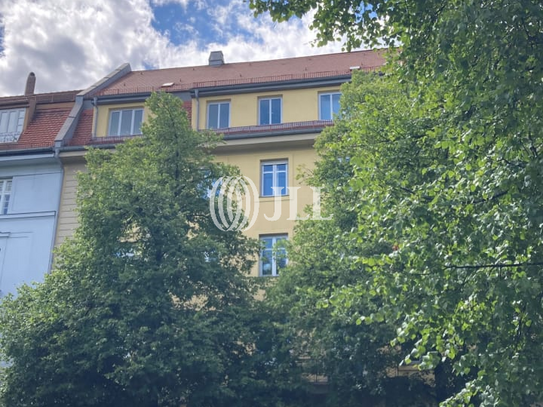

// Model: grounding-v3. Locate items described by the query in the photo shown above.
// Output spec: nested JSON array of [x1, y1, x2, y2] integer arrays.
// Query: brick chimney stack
[[24, 72, 36, 96]]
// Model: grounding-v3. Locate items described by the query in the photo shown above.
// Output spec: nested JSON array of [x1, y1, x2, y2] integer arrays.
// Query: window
[[259, 97, 281, 125], [0, 179, 12, 215], [108, 108, 144, 136], [207, 101, 230, 129], [319, 92, 341, 120], [261, 160, 288, 197], [0, 109, 25, 138], [260, 235, 287, 276]]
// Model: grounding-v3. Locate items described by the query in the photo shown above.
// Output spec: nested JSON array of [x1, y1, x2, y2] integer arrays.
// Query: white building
[[0, 74, 77, 296]]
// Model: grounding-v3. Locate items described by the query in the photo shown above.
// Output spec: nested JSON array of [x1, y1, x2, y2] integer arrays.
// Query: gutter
[[195, 89, 200, 131], [0, 148, 53, 158], [190, 75, 352, 98], [59, 143, 123, 152], [222, 127, 324, 140]]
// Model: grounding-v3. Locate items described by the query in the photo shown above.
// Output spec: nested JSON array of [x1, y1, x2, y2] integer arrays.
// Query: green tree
[[266, 73, 466, 406], [299, 68, 543, 406], [0, 92, 269, 407], [250, 2, 543, 405]]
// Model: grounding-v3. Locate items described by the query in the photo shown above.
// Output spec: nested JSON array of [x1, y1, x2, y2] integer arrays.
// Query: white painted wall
[[0, 158, 62, 296]]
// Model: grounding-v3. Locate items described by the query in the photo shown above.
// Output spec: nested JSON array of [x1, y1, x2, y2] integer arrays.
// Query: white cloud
[[0, 0, 352, 96]]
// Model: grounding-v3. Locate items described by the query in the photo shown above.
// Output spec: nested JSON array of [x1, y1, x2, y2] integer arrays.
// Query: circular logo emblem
[[209, 176, 259, 231]]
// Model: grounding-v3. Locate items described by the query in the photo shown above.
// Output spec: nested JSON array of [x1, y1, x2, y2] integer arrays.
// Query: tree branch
[[445, 262, 543, 270]]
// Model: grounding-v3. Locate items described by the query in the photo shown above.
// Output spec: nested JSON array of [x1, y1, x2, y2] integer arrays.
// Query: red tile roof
[[99, 50, 386, 96], [0, 108, 71, 151], [67, 109, 93, 146]]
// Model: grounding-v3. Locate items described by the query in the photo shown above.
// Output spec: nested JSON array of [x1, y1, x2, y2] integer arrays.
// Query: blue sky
[[0, 0, 353, 96]]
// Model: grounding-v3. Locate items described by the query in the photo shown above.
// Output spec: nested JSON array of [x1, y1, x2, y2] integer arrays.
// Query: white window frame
[[0, 109, 25, 137], [258, 97, 282, 125], [319, 92, 341, 120], [0, 179, 12, 215], [107, 108, 144, 136], [259, 234, 288, 277], [207, 101, 230, 129], [261, 160, 288, 197]]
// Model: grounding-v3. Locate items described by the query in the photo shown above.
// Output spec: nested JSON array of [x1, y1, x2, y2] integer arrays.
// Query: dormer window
[[207, 101, 230, 129], [108, 108, 143, 136], [259, 97, 281, 125], [0, 109, 25, 142], [319, 92, 341, 120]]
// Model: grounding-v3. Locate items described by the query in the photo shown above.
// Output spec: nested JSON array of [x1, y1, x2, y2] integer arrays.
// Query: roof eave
[[191, 75, 353, 97]]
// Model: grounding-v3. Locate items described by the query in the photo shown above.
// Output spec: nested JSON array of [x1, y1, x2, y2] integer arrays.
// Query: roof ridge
[[131, 48, 385, 74], [0, 89, 81, 100]]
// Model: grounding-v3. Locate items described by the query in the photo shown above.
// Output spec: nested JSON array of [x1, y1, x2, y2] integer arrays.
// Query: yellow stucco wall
[[63, 86, 327, 276], [94, 102, 148, 138], [55, 143, 319, 277], [55, 158, 87, 246], [214, 144, 319, 276], [193, 86, 341, 129]]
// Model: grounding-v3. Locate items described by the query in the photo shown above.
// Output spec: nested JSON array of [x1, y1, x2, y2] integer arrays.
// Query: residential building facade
[[54, 50, 385, 276], [0, 75, 77, 296]]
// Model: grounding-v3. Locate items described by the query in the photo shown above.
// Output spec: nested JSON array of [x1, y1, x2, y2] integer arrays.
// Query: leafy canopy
[[0, 92, 265, 407], [250, 1, 543, 405]]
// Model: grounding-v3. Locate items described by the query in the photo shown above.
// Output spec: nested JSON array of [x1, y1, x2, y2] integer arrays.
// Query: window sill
[[259, 195, 289, 201]]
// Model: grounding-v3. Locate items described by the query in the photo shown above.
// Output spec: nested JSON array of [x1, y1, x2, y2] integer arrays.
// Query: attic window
[[161, 82, 174, 88], [349, 66, 361, 71], [108, 108, 144, 136], [0, 108, 25, 143]]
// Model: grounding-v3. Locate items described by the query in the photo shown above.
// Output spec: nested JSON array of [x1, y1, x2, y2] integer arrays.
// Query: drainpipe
[[92, 97, 98, 137], [195, 89, 200, 131], [48, 145, 64, 272]]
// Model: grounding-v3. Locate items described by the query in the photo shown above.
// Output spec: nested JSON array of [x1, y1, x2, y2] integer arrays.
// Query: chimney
[[24, 72, 36, 96], [208, 51, 225, 67]]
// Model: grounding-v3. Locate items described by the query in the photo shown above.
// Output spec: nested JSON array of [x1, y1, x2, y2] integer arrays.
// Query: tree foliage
[[0, 92, 275, 407], [299, 67, 543, 405], [250, 1, 543, 405]]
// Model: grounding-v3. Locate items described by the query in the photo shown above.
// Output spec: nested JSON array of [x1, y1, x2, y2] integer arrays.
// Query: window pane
[[276, 248, 287, 272], [208, 104, 219, 129], [271, 98, 281, 124], [259, 99, 270, 125], [262, 237, 273, 248], [332, 93, 341, 117], [2, 195, 9, 214], [16, 110, 25, 133], [276, 164, 286, 172], [277, 171, 287, 195], [120, 110, 132, 135], [7, 111, 17, 133], [1, 180, 11, 215], [261, 249, 273, 276], [320, 94, 331, 120], [0, 112, 8, 134], [263, 172, 273, 196], [219, 103, 229, 128], [109, 111, 120, 136], [133, 109, 143, 134]]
